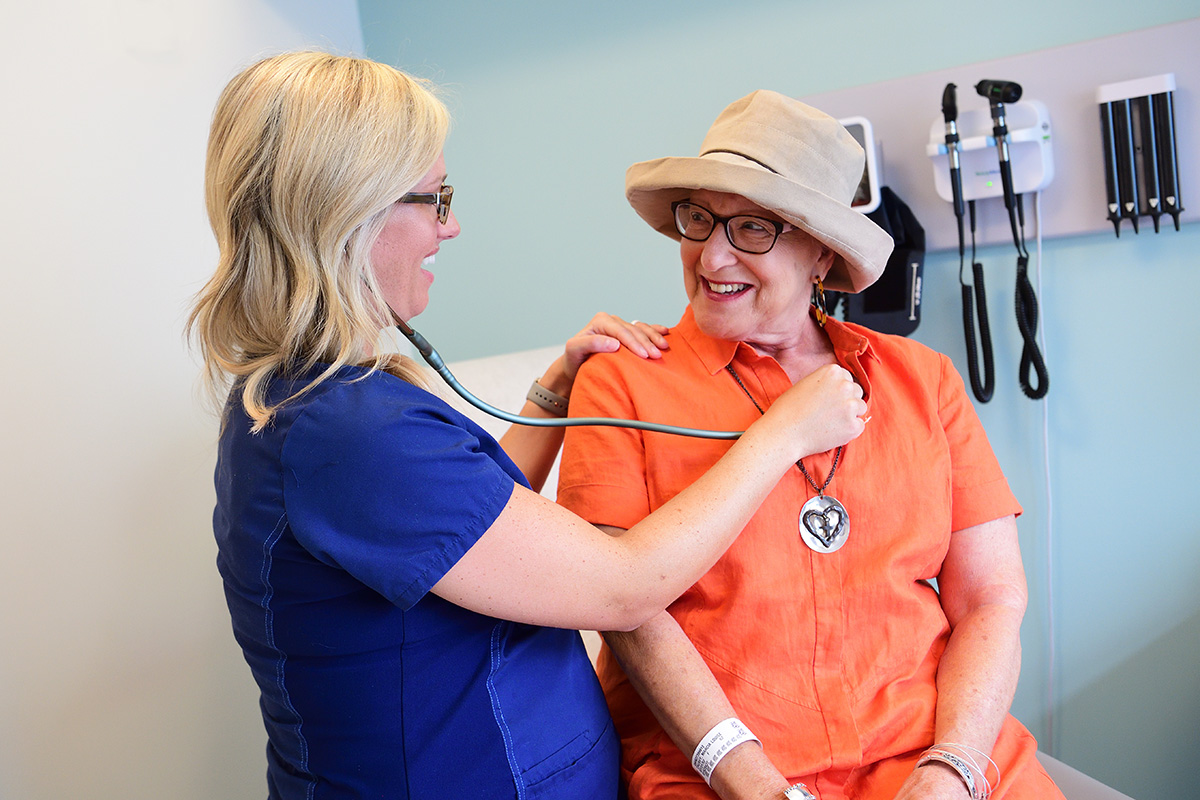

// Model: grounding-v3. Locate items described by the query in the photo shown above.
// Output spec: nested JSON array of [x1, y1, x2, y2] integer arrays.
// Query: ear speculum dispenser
[[1097, 73, 1183, 236]]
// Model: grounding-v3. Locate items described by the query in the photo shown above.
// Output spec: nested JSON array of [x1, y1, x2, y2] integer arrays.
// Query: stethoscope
[[390, 311, 743, 440]]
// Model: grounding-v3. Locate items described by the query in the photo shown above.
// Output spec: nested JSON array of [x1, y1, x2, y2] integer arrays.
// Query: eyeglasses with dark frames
[[671, 200, 789, 255], [399, 184, 454, 224]]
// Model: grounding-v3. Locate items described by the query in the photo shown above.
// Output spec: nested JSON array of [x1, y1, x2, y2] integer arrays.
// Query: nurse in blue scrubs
[[187, 51, 866, 800]]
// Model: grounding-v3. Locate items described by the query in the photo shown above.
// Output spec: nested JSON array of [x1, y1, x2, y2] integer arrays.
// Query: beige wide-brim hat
[[625, 90, 894, 293]]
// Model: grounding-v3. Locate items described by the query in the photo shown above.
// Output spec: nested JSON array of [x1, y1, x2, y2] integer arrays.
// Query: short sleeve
[[557, 354, 653, 529], [937, 354, 1023, 530], [281, 377, 518, 610]]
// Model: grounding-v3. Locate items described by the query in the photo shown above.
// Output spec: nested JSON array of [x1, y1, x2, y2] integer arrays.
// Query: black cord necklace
[[726, 364, 850, 553]]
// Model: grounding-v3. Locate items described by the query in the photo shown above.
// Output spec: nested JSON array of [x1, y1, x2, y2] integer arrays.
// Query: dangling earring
[[812, 276, 828, 327]]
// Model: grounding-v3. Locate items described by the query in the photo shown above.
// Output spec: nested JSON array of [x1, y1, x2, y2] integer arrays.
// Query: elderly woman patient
[[557, 91, 1064, 800]]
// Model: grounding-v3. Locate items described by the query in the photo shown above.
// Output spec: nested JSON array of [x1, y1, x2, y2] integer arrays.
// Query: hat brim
[[625, 155, 893, 293]]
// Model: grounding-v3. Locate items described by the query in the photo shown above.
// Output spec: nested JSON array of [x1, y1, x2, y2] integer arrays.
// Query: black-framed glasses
[[671, 201, 788, 254], [399, 184, 454, 224]]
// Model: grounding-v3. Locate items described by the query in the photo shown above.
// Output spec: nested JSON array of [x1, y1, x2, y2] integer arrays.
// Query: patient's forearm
[[604, 611, 790, 800], [498, 359, 571, 492], [933, 516, 1027, 755], [933, 601, 1024, 756]]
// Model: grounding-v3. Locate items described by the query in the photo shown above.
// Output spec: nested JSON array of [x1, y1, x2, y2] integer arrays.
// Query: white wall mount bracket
[[926, 100, 1054, 204]]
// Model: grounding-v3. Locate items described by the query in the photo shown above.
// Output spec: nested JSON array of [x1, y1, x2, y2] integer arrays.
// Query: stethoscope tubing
[[392, 315, 744, 440]]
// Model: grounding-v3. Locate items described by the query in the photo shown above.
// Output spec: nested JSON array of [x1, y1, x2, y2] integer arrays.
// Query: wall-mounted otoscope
[[976, 79, 1025, 248], [975, 78, 1023, 105], [974, 78, 1048, 400], [390, 311, 743, 440]]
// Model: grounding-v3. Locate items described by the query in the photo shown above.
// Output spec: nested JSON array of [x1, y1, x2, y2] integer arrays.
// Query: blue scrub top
[[214, 365, 618, 799]]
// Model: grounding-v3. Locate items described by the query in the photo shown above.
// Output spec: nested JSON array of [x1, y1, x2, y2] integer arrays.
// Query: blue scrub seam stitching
[[260, 512, 314, 797], [486, 623, 526, 799]]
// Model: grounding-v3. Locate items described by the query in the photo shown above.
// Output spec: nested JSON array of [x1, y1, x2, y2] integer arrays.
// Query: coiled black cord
[[1015, 253, 1049, 398], [1007, 195, 1049, 399], [961, 201, 994, 403]]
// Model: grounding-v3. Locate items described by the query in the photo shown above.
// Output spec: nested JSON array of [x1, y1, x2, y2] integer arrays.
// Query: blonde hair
[[188, 51, 449, 430]]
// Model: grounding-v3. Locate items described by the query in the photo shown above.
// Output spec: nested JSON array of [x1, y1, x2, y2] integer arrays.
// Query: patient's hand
[[891, 761, 973, 800]]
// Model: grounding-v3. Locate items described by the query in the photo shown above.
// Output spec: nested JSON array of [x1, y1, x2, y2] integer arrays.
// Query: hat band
[[700, 149, 780, 175]]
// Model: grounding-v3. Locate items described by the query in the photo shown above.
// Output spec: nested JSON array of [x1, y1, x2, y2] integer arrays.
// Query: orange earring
[[813, 276, 828, 327]]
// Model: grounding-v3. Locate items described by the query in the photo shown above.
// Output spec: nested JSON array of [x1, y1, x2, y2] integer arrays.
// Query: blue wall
[[358, 3, 1200, 797]]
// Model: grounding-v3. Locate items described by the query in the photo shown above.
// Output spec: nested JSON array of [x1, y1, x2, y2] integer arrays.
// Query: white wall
[[0, 3, 363, 798]]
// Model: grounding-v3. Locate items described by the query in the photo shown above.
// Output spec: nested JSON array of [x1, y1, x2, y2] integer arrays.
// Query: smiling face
[[370, 153, 460, 321], [680, 189, 833, 355]]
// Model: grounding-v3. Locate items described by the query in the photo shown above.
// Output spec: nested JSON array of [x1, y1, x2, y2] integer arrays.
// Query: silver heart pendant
[[799, 495, 849, 552]]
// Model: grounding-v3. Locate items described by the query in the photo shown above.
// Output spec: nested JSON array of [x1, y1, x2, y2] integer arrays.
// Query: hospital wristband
[[690, 717, 761, 785], [526, 380, 569, 416]]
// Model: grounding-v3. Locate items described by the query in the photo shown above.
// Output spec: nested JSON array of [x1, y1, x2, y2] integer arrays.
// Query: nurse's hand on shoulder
[[561, 313, 670, 383]]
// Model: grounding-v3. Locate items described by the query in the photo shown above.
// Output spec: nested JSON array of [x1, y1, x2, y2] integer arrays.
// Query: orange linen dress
[[558, 308, 1062, 800]]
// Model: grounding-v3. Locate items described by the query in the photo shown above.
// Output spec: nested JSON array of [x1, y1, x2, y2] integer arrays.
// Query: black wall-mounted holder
[[1097, 73, 1183, 236]]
